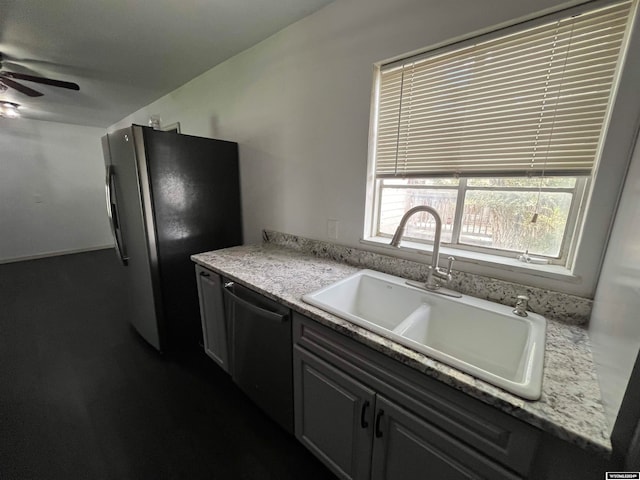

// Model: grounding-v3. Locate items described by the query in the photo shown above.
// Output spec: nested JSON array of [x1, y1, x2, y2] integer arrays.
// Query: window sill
[[360, 236, 582, 285]]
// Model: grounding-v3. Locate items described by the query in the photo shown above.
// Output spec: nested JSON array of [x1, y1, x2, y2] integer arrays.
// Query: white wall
[[0, 117, 112, 262], [590, 132, 640, 433]]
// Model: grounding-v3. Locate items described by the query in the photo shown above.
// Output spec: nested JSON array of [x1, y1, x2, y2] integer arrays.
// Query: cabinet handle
[[199, 271, 210, 277], [360, 401, 370, 429], [375, 409, 384, 438]]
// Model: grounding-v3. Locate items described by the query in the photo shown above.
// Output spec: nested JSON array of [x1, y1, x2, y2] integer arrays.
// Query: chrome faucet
[[512, 295, 530, 317], [390, 205, 458, 294]]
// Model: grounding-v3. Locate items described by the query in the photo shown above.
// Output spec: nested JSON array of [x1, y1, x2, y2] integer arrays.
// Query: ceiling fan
[[0, 53, 80, 97]]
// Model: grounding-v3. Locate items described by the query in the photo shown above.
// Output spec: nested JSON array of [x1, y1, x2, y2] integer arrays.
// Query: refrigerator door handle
[[105, 165, 129, 266]]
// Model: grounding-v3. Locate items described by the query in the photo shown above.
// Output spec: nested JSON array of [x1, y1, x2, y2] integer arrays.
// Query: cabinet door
[[371, 396, 520, 480], [195, 267, 229, 372], [294, 346, 375, 480]]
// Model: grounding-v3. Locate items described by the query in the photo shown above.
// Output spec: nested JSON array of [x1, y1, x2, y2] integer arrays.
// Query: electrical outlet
[[327, 219, 339, 240]]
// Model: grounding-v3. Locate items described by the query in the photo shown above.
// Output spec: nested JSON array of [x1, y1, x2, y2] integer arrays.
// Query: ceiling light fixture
[[0, 101, 20, 118]]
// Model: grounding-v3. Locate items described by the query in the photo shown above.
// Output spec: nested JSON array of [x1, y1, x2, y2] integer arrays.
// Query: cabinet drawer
[[293, 313, 540, 477]]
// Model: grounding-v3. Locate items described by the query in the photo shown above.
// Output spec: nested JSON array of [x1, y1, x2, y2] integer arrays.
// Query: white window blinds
[[374, 1, 632, 178]]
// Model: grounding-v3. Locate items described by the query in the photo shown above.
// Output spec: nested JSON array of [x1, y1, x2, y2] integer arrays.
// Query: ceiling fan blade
[[3, 71, 80, 91], [0, 76, 44, 97]]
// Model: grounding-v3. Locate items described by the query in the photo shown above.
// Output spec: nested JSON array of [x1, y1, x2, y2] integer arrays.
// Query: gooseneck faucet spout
[[391, 205, 443, 268], [390, 205, 458, 294]]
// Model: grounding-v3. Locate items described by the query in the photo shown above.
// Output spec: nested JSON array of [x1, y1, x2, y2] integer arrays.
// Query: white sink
[[302, 269, 546, 400]]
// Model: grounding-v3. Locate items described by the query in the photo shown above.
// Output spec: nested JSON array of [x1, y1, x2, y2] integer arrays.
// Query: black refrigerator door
[[142, 127, 243, 348]]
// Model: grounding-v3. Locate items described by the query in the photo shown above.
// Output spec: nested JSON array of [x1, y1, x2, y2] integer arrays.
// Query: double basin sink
[[302, 269, 546, 400]]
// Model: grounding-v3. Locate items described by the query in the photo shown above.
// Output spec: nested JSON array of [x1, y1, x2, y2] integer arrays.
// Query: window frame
[[371, 176, 589, 264], [363, 0, 640, 297]]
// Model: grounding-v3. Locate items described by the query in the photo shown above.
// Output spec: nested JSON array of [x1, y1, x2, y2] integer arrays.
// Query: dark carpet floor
[[0, 248, 334, 480]]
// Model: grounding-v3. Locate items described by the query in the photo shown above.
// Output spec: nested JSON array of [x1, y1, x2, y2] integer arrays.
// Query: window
[[366, 0, 634, 266], [376, 176, 586, 261]]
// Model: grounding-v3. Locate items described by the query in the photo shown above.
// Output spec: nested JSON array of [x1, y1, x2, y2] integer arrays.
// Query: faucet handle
[[445, 256, 456, 276], [433, 256, 455, 284], [513, 294, 530, 317]]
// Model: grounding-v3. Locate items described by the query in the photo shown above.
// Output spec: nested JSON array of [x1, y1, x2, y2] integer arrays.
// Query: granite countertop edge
[[191, 243, 611, 456]]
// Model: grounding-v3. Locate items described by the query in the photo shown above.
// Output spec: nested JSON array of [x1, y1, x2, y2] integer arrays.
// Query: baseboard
[[0, 244, 114, 265]]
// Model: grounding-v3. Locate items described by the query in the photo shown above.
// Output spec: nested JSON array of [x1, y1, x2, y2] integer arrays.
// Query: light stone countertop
[[192, 243, 611, 456]]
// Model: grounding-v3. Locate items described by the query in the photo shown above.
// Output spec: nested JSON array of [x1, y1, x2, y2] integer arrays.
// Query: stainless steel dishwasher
[[223, 279, 294, 434]]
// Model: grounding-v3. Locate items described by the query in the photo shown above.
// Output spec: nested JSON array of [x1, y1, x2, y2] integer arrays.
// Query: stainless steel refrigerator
[[102, 125, 242, 352]]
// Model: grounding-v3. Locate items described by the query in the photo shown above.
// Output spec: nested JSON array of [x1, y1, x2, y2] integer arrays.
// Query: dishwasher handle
[[223, 284, 288, 323]]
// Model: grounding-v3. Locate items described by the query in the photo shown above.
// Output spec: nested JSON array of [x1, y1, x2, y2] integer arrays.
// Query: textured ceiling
[[0, 0, 333, 127]]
